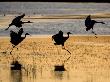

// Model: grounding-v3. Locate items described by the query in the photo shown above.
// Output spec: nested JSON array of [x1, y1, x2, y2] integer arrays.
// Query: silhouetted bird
[[10, 28, 30, 54], [85, 15, 105, 35], [52, 31, 71, 49], [5, 14, 33, 30], [5, 14, 25, 30]]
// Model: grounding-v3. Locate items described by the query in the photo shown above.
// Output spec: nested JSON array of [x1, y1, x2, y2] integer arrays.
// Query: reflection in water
[[51, 70, 69, 81], [54, 65, 66, 71], [31, 65, 36, 79], [11, 61, 22, 82], [11, 70, 22, 82], [54, 71, 64, 80]]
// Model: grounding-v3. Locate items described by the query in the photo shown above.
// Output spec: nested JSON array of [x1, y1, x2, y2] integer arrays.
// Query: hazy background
[[0, 2, 110, 36]]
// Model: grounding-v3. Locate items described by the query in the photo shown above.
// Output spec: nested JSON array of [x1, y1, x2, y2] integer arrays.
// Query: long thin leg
[[10, 45, 16, 55], [63, 56, 71, 64], [91, 28, 97, 38], [62, 46, 71, 54]]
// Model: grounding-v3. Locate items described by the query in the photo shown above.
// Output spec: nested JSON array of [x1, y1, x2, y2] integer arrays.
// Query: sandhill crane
[[52, 31, 71, 54], [10, 28, 30, 54], [5, 14, 33, 30], [52, 31, 71, 49], [85, 15, 105, 36]]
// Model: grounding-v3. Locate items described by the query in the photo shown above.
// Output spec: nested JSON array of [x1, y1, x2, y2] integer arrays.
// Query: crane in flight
[[9, 28, 30, 54], [85, 15, 105, 36], [5, 14, 33, 30]]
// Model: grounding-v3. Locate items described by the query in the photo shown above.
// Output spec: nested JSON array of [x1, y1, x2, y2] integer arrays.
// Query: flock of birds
[[2, 14, 105, 54], [4, 14, 32, 54], [0, 13, 106, 72], [52, 15, 105, 52]]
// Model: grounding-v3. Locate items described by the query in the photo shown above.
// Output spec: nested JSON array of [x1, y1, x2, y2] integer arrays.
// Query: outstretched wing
[[52, 33, 62, 43], [11, 14, 25, 24]]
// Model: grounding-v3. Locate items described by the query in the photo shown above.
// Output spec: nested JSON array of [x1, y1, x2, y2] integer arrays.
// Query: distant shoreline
[[1, 14, 110, 19]]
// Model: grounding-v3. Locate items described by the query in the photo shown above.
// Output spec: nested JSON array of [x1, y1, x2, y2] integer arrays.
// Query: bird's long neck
[[22, 21, 29, 23], [67, 33, 70, 39], [25, 34, 27, 38], [95, 21, 104, 24]]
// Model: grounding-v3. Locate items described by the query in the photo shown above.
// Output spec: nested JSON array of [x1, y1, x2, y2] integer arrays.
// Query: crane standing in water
[[52, 31, 71, 54], [85, 15, 105, 36], [5, 14, 33, 30], [9, 28, 30, 54]]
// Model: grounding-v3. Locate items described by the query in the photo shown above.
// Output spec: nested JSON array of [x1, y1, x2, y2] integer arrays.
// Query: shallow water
[[1, 53, 110, 82], [0, 37, 110, 82], [0, 2, 110, 82], [0, 18, 110, 36]]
